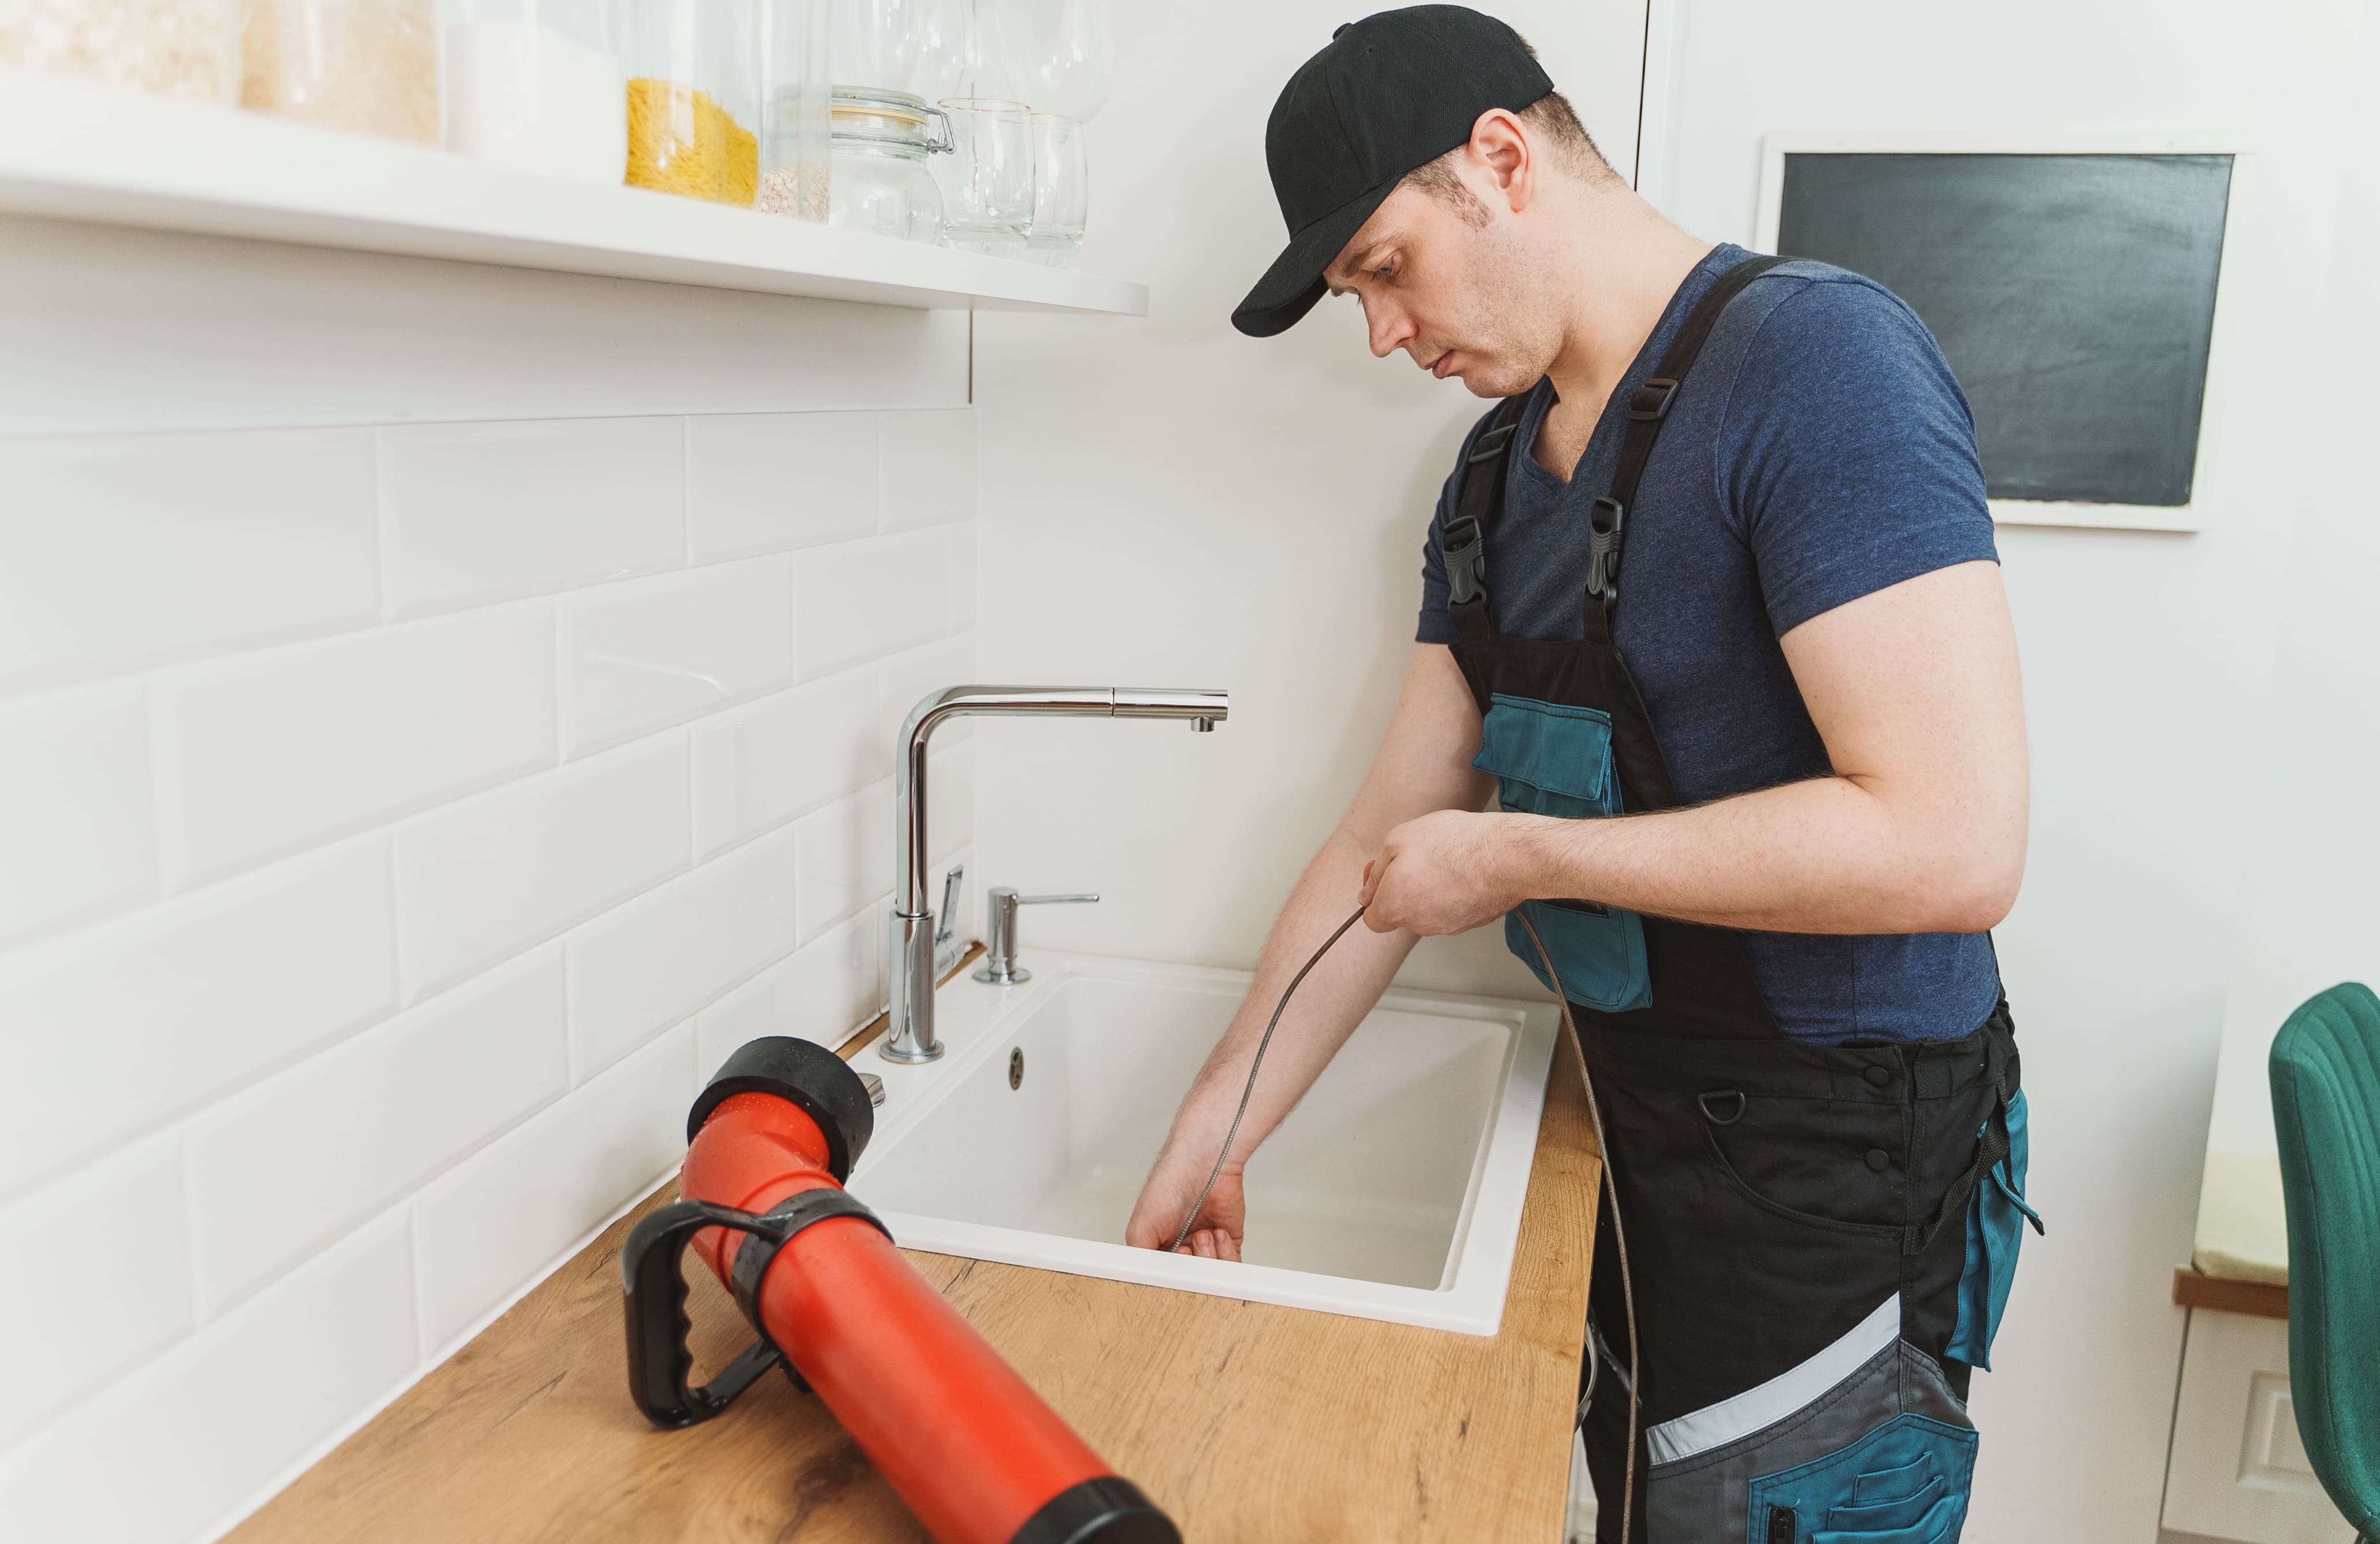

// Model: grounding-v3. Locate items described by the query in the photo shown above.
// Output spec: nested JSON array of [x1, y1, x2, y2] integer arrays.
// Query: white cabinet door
[[2162, 1308, 2355, 1544]]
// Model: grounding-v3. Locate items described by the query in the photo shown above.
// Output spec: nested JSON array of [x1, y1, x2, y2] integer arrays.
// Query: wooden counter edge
[[2173, 1265, 2289, 1320]]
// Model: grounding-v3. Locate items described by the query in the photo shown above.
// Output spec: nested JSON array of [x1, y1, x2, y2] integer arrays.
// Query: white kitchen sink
[[846, 953, 1560, 1335]]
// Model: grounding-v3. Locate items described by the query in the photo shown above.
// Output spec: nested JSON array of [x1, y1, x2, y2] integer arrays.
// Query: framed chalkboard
[[1755, 134, 2239, 532]]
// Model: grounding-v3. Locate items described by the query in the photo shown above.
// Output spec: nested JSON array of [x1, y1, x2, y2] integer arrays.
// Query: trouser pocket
[[1946, 1088, 2041, 1371], [1473, 694, 1651, 1011], [1642, 1327, 1977, 1544]]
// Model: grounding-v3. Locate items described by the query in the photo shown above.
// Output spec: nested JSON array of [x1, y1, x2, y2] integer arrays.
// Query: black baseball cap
[[1231, 6, 1554, 338]]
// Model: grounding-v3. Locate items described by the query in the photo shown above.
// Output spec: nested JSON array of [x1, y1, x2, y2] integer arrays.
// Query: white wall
[[976, 3, 2372, 1542], [2190, 0, 2380, 1275], [0, 217, 977, 1543], [970, 0, 1645, 1000]]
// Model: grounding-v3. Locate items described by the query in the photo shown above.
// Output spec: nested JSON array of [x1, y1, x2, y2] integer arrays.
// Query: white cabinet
[[2162, 1308, 2355, 1543]]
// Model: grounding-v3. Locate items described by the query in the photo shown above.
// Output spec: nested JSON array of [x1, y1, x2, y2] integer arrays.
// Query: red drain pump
[[623, 1036, 1179, 1544]]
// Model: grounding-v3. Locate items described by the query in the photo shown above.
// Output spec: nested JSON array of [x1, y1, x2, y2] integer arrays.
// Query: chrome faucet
[[880, 685, 1228, 1064]]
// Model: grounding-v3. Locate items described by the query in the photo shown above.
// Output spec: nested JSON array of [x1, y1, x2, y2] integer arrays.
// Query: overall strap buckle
[[1627, 378, 1680, 421], [1466, 421, 1518, 465], [1443, 514, 1487, 606], [1586, 495, 1625, 601]]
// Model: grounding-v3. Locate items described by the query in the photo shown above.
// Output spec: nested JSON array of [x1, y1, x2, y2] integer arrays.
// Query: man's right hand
[[1125, 1150, 1246, 1260], [1120, 648, 1489, 1268]]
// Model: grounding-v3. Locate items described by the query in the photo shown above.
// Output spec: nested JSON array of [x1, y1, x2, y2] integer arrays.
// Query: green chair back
[[2270, 981, 2380, 1541]]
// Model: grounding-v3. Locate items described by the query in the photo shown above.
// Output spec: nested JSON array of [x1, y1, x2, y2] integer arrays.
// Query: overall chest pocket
[[1472, 695, 1650, 1012]]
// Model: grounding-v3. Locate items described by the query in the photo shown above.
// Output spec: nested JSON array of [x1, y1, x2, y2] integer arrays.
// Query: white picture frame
[[1753, 131, 2249, 534]]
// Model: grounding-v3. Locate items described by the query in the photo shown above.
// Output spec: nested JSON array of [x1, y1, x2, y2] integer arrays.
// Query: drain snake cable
[[1168, 904, 1640, 1544]]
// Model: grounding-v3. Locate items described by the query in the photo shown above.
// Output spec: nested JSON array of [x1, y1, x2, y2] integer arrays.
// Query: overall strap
[[1443, 393, 1531, 644], [1584, 253, 1791, 644]]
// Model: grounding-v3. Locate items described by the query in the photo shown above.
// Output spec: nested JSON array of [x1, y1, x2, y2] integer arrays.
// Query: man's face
[[1322, 179, 1561, 399]]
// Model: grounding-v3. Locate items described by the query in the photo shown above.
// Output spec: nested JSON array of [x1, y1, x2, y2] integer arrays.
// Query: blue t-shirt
[[1418, 245, 2002, 1045]]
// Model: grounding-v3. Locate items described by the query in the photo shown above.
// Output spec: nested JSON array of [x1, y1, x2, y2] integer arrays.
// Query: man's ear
[[1468, 109, 1535, 213]]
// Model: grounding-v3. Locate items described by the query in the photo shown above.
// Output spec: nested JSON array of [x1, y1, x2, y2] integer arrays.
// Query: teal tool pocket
[[1947, 1089, 2040, 1370], [1472, 694, 1651, 1012], [1746, 1412, 1978, 1543]]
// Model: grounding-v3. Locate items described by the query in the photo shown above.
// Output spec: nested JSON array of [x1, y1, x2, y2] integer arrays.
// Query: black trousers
[[1576, 1011, 2017, 1543]]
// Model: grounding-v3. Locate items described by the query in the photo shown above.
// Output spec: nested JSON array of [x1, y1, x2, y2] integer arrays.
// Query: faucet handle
[[972, 886, 1098, 987]]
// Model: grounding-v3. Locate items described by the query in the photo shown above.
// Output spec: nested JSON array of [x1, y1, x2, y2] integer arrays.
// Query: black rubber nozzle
[[688, 1037, 876, 1182], [1009, 1476, 1180, 1544]]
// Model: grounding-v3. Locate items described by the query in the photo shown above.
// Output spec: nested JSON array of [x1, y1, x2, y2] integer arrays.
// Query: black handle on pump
[[622, 1187, 897, 1431], [620, 1198, 789, 1430]]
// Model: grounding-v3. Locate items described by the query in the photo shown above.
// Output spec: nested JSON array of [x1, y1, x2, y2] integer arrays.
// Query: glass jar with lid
[[442, 0, 626, 184], [1, 0, 241, 106], [826, 87, 948, 244], [242, 0, 442, 142], [623, 0, 759, 205]]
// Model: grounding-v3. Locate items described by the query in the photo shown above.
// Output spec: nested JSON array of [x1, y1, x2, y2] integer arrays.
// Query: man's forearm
[[1159, 825, 1420, 1168], [1368, 769, 2023, 939], [1502, 770, 2018, 934]]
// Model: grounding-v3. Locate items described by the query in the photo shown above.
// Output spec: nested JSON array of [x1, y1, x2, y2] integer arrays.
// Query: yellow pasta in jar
[[626, 76, 753, 203]]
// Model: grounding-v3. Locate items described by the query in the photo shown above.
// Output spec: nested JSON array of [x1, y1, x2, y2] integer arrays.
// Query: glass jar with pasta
[[622, 0, 759, 206]]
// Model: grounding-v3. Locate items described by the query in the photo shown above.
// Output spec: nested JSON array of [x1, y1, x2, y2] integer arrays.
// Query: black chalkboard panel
[[1777, 153, 2232, 507]]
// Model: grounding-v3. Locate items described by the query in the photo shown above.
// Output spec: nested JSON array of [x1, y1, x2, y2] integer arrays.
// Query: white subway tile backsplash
[[696, 905, 885, 1078], [793, 778, 893, 944], [879, 408, 975, 532], [0, 388, 974, 1526], [792, 530, 949, 681], [0, 683, 156, 951], [689, 670, 882, 860], [877, 633, 979, 754], [0, 1211, 415, 1544], [396, 738, 689, 1002], [153, 606, 556, 890], [0, 429, 380, 695], [184, 950, 569, 1317], [559, 556, 796, 759], [381, 418, 685, 618], [565, 829, 795, 1082], [0, 1135, 190, 1451], [413, 1024, 692, 1350], [686, 411, 880, 562], [0, 839, 397, 1202], [948, 526, 978, 630]]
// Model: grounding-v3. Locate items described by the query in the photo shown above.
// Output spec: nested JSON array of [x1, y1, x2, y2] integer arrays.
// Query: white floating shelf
[[0, 69, 1148, 316]]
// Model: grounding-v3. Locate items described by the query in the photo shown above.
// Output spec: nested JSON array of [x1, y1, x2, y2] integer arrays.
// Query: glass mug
[[1024, 112, 1085, 265], [933, 96, 1033, 254]]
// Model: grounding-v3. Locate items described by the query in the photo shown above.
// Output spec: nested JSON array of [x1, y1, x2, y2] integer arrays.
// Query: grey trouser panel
[[1643, 1300, 1976, 1542]]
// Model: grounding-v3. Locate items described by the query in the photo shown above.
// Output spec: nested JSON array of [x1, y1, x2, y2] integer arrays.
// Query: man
[[1122, 8, 2040, 1542]]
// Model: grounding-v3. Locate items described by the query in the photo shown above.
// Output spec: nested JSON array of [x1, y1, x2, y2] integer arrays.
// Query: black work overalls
[[1444, 255, 2040, 1544]]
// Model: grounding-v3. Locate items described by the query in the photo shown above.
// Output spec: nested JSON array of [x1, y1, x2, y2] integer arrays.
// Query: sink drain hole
[[1009, 1048, 1024, 1090]]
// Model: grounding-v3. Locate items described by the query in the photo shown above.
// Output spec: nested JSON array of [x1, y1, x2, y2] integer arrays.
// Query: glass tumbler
[[933, 96, 1032, 254], [443, 0, 626, 183], [623, 0, 759, 205], [1023, 112, 1085, 265]]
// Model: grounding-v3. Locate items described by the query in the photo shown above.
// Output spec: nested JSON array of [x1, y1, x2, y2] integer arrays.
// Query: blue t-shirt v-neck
[[1417, 244, 2002, 1045]]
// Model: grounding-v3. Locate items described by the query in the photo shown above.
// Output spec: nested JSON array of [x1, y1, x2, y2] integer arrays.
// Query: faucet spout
[[880, 685, 1227, 1064]]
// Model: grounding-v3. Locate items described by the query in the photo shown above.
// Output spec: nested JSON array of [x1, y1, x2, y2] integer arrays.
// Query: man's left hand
[[1359, 810, 1532, 935]]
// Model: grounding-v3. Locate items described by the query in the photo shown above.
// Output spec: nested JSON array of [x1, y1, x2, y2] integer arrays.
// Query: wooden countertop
[[230, 991, 1600, 1544]]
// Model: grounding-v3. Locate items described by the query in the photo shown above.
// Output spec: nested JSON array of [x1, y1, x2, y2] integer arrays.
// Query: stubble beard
[[1437, 224, 1565, 399]]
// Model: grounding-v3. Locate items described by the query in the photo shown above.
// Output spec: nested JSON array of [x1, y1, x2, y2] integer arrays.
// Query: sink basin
[[847, 953, 1560, 1335]]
